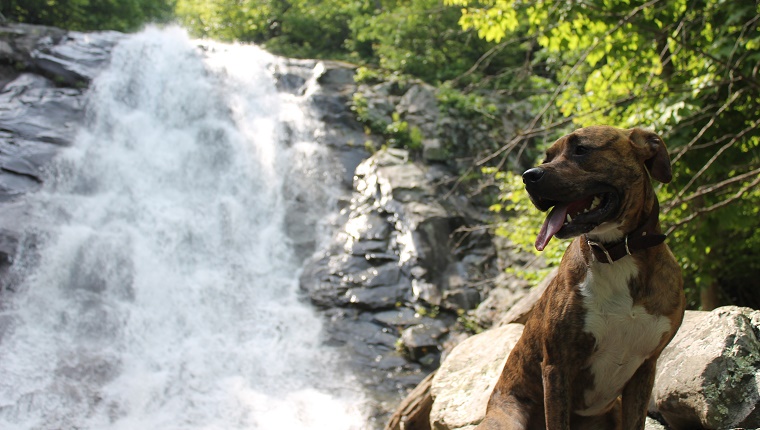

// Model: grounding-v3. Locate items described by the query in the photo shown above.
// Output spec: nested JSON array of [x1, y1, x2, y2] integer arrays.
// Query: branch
[[666, 172, 760, 235], [449, 39, 513, 87], [670, 88, 745, 165], [475, 0, 665, 167], [665, 119, 760, 212], [677, 166, 760, 204]]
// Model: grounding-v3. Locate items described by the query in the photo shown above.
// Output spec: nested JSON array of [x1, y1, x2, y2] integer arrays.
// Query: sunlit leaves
[[460, 0, 760, 304], [446, 0, 518, 42]]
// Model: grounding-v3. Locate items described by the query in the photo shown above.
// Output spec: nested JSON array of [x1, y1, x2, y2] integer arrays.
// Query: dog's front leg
[[542, 363, 571, 430], [621, 357, 657, 430]]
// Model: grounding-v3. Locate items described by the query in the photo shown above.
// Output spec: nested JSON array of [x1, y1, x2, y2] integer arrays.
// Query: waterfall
[[0, 27, 366, 429]]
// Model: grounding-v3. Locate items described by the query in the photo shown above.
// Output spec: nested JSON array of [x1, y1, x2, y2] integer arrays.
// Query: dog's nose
[[522, 168, 545, 184]]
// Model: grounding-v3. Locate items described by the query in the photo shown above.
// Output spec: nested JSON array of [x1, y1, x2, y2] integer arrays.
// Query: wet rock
[[273, 57, 374, 188], [346, 282, 411, 310], [0, 74, 84, 147], [0, 228, 18, 288], [30, 30, 123, 86], [0, 25, 122, 286], [0, 23, 66, 86]]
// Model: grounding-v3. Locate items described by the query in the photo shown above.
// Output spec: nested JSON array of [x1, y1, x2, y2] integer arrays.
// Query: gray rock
[[0, 23, 66, 85], [346, 281, 411, 310], [423, 138, 448, 162], [315, 61, 357, 88], [30, 30, 123, 85], [398, 84, 437, 116], [373, 308, 441, 329], [652, 306, 760, 430], [401, 322, 448, 362], [0, 74, 85, 146], [301, 146, 499, 424], [429, 324, 524, 430], [343, 263, 402, 288], [413, 278, 443, 306], [442, 288, 481, 312], [397, 83, 439, 137]]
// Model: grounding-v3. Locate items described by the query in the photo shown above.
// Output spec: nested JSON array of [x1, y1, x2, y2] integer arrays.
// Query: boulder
[[652, 306, 760, 429], [420, 305, 760, 430], [429, 324, 524, 430]]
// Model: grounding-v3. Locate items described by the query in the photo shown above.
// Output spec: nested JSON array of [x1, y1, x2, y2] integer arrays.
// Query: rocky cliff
[[0, 23, 528, 428]]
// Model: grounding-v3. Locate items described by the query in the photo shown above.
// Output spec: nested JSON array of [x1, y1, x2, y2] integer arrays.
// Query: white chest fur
[[575, 257, 671, 416]]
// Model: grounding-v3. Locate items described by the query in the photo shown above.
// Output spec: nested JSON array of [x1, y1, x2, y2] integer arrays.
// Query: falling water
[[0, 27, 366, 429]]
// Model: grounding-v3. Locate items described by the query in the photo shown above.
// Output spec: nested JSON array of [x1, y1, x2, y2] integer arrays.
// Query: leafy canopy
[[1, 0, 174, 32], [450, 0, 760, 307]]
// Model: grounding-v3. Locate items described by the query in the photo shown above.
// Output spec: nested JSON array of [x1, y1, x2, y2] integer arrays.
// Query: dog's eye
[[574, 145, 590, 156]]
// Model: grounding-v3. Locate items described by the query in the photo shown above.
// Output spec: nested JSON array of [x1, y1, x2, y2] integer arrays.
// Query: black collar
[[584, 200, 666, 264]]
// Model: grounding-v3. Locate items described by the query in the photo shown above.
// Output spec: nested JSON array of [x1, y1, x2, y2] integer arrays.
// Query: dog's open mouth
[[535, 192, 618, 251]]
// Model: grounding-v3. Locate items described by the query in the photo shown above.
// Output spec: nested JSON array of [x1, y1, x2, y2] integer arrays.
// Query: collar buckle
[[587, 239, 614, 264]]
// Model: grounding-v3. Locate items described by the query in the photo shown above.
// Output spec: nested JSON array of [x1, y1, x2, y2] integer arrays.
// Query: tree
[[174, 0, 528, 85], [448, 0, 760, 308], [1, 0, 174, 32]]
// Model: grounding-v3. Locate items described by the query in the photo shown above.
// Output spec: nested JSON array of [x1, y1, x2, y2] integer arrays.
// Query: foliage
[[352, 92, 423, 152], [347, 0, 518, 84], [450, 0, 760, 308], [174, 0, 529, 86], [1, 0, 174, 32]]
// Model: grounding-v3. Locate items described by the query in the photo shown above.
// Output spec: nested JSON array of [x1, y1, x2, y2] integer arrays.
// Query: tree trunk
[[700, 281, 719, 311]]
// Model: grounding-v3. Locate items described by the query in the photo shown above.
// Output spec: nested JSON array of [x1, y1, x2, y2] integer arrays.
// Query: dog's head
[[523, 126, 671, 251]]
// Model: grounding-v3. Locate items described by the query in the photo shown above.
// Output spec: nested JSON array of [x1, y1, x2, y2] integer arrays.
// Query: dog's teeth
[[566, 214, 572, 223], [591, 196, 602, 209]]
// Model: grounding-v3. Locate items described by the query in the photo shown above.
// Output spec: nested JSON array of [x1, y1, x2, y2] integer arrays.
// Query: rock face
[[300, 147, 501, 416], [0, 24, 124, 290], [652, 306, 760, 430], [0, 24, 122, 200], [0, 24, 508, 427]]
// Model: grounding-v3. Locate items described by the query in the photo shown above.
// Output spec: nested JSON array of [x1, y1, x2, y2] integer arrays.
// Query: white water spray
[[0, 27, 365, 429]]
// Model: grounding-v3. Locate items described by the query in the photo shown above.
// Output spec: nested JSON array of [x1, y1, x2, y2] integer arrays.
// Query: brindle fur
[[478, 126, 685, 430]]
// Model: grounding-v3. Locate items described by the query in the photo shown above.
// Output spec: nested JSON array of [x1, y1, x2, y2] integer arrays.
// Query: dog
[[478, 126, 685, 430]]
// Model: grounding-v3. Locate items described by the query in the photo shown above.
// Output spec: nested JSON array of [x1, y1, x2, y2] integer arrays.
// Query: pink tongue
[[535, 203, 569, 251]]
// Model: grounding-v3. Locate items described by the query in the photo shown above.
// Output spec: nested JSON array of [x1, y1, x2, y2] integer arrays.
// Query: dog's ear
[[628, 128, 672, 183]]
